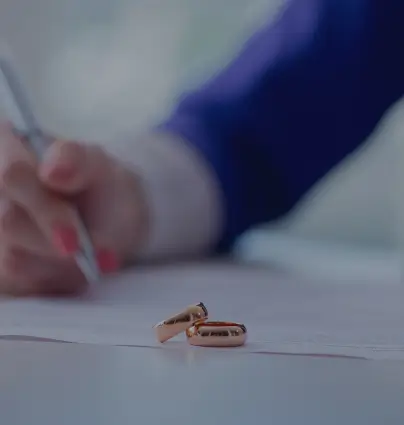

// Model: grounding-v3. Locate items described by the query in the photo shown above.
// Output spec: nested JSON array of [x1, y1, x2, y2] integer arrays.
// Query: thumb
[[39, 140, 107, 194]]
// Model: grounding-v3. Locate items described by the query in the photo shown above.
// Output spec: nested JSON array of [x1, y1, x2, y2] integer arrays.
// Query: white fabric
[[102, 132, 223, 261]]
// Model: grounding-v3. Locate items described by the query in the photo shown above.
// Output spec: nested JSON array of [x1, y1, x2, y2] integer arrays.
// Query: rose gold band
[[153, 302, 208, 343], [186, 321, 247, 347]]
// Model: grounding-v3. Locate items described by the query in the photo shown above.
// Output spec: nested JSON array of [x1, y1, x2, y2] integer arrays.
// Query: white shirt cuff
[[104, 131, 223, 261]]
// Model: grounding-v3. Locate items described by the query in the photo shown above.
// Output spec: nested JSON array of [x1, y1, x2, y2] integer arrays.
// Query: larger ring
[[186, 321, 247, 347], [153, 302, 208, 343]]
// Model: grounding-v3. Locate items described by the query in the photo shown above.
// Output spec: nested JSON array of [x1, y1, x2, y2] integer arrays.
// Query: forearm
[[101, 0, 404, 261], [161, 0, 404, 249]]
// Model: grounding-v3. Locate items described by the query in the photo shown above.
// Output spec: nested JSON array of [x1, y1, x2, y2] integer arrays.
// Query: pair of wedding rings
[[153, 302, 247, 347]]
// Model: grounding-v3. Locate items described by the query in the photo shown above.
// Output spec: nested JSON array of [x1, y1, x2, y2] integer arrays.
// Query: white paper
[[1, 260, 404, 360]]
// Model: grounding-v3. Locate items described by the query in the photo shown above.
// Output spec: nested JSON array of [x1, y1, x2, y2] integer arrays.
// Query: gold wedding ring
[[153, 302, 208, 343], [186, 321, 247, 347]]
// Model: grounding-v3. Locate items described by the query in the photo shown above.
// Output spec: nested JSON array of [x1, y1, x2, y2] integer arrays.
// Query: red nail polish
[[97, 249, 119, 274], [52, 225, 79, 255]]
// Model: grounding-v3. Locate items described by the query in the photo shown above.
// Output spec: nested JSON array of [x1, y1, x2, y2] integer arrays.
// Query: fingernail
[[52, 225, 79, 255], [47, 165, 75, 181], [97, 249, 119, 274]]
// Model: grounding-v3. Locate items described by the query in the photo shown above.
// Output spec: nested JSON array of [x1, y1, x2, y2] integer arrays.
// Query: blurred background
[[0, 0, 403, 279]]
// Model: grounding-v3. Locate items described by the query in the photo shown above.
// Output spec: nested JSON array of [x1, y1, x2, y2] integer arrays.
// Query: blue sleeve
[[160, 0, 404, 250]]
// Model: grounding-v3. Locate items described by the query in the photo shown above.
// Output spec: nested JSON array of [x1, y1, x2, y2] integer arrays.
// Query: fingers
[[0, 126, 81, 255], [39, 140, 122, 273], [0, 123, 37, 187], [0, 125, 122, 295], [0, 249, 86, 296], [77, 165, 141, 273], [0, 125, 118, 295], [3, 170, 80, 255], [40, 140, 109, 194], [0, 197, 85, 295], [0, 199, 53, 256], [0, 247, 51, 295], [0, 200, 88, 295]]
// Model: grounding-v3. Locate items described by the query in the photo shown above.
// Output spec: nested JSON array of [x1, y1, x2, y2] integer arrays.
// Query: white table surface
[[0, 341, 403, 425]]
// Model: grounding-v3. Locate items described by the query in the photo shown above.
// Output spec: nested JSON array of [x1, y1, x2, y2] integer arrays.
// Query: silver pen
[[0, 52, 100, 284]]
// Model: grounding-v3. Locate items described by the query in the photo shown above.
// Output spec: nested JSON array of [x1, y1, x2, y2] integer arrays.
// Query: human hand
[[0, 122, 148, 295]]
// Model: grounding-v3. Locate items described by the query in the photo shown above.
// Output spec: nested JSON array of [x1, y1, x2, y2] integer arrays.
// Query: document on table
[[0, 260, 404, 360]]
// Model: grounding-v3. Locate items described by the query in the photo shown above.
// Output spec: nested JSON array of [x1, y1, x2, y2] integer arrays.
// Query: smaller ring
[[186, 321, 247, 347], [153, 302, 208, 343]]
